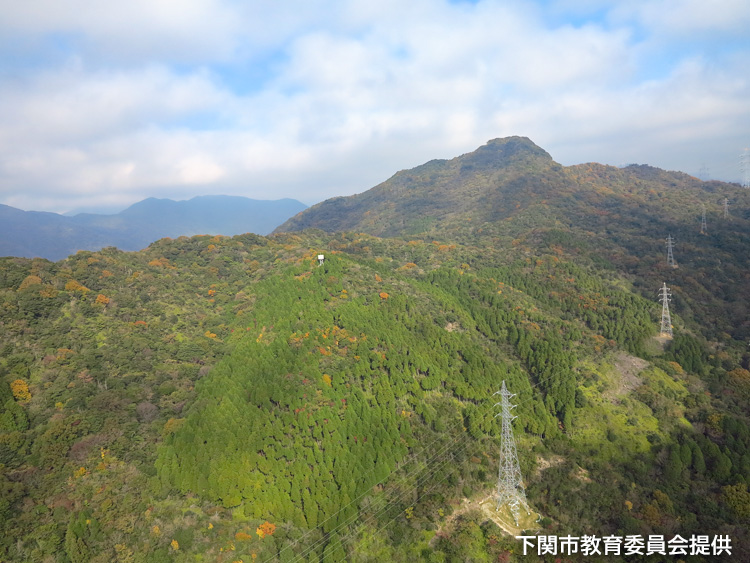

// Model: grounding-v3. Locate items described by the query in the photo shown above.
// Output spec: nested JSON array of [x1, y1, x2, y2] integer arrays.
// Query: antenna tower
[[700, 204, 707, 235], [741, 149, 750, 189], [666, 235, 677, 268], [659, 283, 673, 339], [494, 381, 530, 525], [724, 198, 729, 219]]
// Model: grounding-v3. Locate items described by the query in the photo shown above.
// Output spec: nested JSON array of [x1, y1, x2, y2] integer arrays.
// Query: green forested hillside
[[2, 138, 750, 561], [1, 222, 749, 562]]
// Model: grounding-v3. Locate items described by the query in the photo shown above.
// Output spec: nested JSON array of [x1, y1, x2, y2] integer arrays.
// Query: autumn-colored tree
[[18, 275, 42, 290], [379, 292, 389, 300], [39, 286, 58, 298], [64, 280, 90, 293], [10, 379, 31, 402], [255, 521, 276, 538], [148, 257, 175, 269]]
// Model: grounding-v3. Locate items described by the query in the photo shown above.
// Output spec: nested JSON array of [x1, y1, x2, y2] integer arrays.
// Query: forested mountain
[[1, 140, 750, 562], [0, 195, 307, 261], [277, 136, 748, 245]]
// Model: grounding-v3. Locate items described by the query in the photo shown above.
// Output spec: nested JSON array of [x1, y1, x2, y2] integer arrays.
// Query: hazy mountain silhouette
[[0, 195, 307, 261]]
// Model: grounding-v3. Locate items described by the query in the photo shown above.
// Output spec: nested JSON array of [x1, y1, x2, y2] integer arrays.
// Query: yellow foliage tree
[[39, 286, 58, 298], [18, 275, 42, 290], [65, 280, 90, 293], [10, 379, 31, 402]]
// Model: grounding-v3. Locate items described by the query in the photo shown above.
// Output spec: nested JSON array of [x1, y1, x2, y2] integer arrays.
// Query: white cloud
[[0, 0, 748, 213], [0, 0, 240, 62], [613, 0, 750, 36]]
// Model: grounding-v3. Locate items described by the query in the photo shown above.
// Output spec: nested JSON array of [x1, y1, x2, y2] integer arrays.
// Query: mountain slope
[[1, 227, 749, 561], [277, 137, 750, 340], [2, 140, 750, 561], [275, 136, 564, 236], [0, 195, 307, 261], [276, 137, 748, 242]]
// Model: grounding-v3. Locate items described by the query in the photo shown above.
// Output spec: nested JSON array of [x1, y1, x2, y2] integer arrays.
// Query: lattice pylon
[[659, 283, 673, 339], [494, 381, 530, 525], [700, 204, 707, 235], [666, 235, 676, 268]]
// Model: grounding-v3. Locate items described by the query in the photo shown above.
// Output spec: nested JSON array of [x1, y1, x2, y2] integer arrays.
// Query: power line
[[275, 371, 547, 563], [339, 374, 566, 562], [268, 282, 664, 561]]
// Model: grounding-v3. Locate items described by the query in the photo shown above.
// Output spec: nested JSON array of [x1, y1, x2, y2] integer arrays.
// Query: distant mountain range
[[0, 195, 307, 261]]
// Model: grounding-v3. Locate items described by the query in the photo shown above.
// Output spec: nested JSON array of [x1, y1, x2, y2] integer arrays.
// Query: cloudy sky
[[1, 0, 748, 214]]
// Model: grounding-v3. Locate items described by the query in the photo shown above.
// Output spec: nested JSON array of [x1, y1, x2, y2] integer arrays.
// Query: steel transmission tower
[[741, 149, 750, 189], [494, 381, 530, 525], [659, 283, 673, 339], [666, 235, 677, 268], [724, 198, 729, 219], [700, 204, 707, 234]]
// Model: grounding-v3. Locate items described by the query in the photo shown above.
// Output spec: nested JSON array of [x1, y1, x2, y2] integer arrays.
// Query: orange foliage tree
[[256, 521, 276, 538], [65, 280, 90, 293]]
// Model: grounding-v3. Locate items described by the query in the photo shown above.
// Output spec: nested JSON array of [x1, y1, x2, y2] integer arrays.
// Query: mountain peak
[[275, 137, 558, 236], [457, 136, 552, 170]]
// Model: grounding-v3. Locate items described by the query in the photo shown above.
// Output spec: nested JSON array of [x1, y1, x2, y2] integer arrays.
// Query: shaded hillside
[[1, 227, 749, 561], [0, 195, 307, 261]]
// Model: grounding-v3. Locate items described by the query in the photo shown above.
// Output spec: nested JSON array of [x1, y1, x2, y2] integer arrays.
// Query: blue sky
[[0, 0, 748, 213]]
